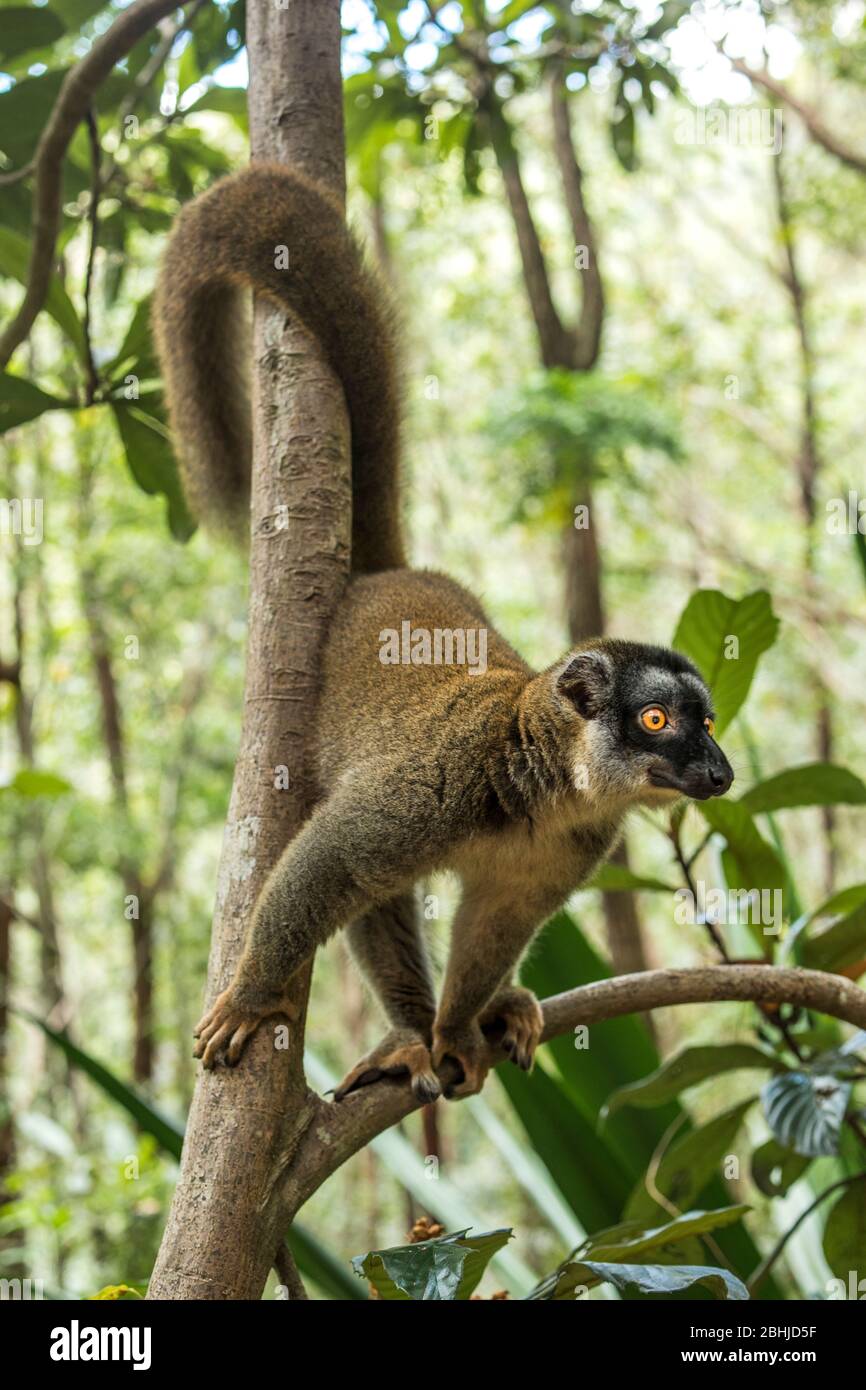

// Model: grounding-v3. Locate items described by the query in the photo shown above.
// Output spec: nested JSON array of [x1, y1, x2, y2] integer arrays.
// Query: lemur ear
[[557, 650, 613, 719]]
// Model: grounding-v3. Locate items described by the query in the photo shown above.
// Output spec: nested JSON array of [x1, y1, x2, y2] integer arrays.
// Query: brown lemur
[[154, 164, 733, 1102]]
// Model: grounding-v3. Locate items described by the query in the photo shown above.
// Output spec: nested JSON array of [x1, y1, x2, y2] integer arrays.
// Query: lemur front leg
[[334, 894, 441, 1103], [432, 893, 556, 1099], [195, 790, 426, 1068]]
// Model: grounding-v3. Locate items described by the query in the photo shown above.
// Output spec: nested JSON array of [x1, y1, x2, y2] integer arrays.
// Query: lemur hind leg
[[334, 893, 440, 1103], [479, 985, 544, 1073]]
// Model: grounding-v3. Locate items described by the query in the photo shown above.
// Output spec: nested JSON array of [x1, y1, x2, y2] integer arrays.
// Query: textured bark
[[148, 0, 351, 1301]]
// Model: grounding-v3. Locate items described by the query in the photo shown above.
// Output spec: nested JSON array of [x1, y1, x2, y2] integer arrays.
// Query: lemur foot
[[480, 985, 543, 1072], [432, 1021, 490, 1100], [333, 1028, 440, 1103], [193, 984, 298, 1068]]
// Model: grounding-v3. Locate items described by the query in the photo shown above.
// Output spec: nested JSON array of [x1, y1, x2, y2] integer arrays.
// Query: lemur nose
[[708, 765, 731, 791]]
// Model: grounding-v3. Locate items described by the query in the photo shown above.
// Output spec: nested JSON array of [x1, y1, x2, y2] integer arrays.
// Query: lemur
[[154, 165, 733, 1103]]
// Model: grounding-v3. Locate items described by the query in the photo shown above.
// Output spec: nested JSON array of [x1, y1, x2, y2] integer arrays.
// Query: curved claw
[[192, 986, 298, 1069], [334, 1034, 440, 1103]]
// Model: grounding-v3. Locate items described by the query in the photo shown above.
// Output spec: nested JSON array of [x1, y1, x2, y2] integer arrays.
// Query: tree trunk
[[148, 0, 351, 1300]]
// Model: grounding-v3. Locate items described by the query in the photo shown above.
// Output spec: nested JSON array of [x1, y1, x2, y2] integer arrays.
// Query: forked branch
[[281, 964, 866, 1217]]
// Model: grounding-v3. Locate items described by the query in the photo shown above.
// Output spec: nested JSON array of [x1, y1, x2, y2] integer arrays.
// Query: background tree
[[1, 0, 865, 1300]]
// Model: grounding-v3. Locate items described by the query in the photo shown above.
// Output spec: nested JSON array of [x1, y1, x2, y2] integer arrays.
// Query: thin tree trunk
[[148, 0, 351, 1300], [773, 143, 835, 891]]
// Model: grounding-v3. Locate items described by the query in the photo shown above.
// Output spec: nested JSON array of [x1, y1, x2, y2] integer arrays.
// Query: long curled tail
[[153, 164, 404, 573]]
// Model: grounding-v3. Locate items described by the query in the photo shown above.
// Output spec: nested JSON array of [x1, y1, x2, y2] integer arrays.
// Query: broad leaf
[[672, 589, 779, 733], [698, 798, 787, 897], [112, 403, 195, 541], [741, 764, 866, 815], [801, 901, 866, 977], [352, 1228, 512, 1301], [750, 1139, 811, 1197], [531, 1258, 749, 1301], [584, 1204, 750, 1263], [761, 1070, 851, 1157], [0, 7, 66, 64], [0, 227, 85, 358], [822, 1180, 866, 1282], [604, 1044, 778, 1117], [626, 1101, 755, 1220], [0, 371, 72, 432]]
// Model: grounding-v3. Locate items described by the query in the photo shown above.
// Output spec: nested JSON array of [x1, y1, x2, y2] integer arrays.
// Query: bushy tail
[[153, 163, 404, 572]]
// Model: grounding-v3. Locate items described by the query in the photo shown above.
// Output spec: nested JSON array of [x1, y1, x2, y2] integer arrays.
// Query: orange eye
[[640, 707, 667, 732], [704, 717, 716, 737]]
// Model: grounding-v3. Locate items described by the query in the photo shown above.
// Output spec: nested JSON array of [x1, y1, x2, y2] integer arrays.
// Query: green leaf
[[801, 900, 866, 976], [822, 1179, 866, 1282], [584, 1204, 750, 1262], [672, 589, 779, 733], [741, 764, 866, 815], [590, 863, 677, 893], [20, 1011, 184, 1158], [750, 1138, 811, 1197], [111, 403, 195, 542], [604, 1044, 778, 1117], [626, 1101, 755, 1220], [0, 768, 72, 797], [0, 372, 72, 432], [698, 798, 787, 896], [352, 1228, 512, 1301], [0, 8, 65, 63], [499, 913, 681, 1232], [761, 1070, 851, 1158], [50, 0, 109, 26], [0, 227, 85, 358], [532, 1258, 749, 1301]]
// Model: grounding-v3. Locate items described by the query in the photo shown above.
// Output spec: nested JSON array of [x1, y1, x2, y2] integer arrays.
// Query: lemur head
[[555, 639, 733, 805]]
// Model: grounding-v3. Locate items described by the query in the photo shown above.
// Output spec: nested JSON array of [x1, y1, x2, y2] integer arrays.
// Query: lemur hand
[[193, 983, 298, 1068]]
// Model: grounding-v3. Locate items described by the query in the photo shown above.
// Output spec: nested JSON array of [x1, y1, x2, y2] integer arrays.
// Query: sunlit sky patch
[[0, 3, 808, 107]]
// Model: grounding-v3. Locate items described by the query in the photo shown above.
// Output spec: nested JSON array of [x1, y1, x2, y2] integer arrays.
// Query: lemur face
[[557, 642, 734, 804]]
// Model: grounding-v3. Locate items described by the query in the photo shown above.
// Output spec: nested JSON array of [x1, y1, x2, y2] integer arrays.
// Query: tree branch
[[549, 69, 603, 371], [485, 95, 575, 369], [730, 58, 866, 177], [0, 0, 183, 368], [281, 965, 866, 1217]]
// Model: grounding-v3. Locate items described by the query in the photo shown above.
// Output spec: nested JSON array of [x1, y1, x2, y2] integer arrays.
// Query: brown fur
[[153, 164, 403, 570], [159, 165, 727, 1099]]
